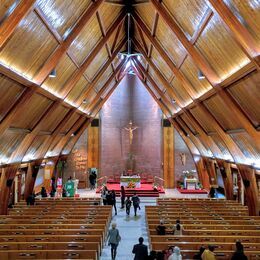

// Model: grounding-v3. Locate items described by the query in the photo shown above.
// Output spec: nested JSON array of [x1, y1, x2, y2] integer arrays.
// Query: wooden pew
[[0, 249, 98, 259]]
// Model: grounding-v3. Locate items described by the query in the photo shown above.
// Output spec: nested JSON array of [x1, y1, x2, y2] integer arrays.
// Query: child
[[125, 196, 131, 216]]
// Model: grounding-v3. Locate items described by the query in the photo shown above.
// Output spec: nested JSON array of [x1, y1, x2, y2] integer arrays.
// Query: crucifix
[[124, 120, 138, 145]]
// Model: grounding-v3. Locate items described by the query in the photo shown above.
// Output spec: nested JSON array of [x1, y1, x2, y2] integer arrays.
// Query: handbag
[[116, 230, 121, 243]]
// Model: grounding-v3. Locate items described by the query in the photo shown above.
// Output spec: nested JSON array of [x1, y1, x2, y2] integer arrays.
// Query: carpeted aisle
[[100, 198, 156, 260]]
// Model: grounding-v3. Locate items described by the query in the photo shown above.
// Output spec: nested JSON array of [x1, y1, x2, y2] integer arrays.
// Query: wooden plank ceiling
[[0, 0, 259, 167]]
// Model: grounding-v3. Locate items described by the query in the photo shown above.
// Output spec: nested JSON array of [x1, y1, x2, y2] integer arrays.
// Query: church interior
[[0, 0, 260, 259]]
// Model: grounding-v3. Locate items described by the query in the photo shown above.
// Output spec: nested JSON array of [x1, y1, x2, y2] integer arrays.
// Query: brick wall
[[100, 74, 162, 177]]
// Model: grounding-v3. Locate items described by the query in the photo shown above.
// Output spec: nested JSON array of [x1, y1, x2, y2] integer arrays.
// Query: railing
[[96, 176, 107, 189], [153, 176, 165, 191]]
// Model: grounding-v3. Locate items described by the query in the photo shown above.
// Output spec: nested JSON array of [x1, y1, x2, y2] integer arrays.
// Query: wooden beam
[[86, 59, 126, 113], [0, 63, 88, 116], [181, 110, 223, 157], [137, 26, 149, 55], [175, 117, 209, 156], [111, 21, 123, 53], [216, 159, 233, 200], [33, 0, 105, 85], [61, 11, 126, 98], [0, 165, 18, 214], [193, 156, 210, 190], [173, 62, 256, 118], [23, 160, 42, 199], [134, 59, 174, 113], [8, 101, 61, 163], [217, 89, 260, 151], [34, 7, 63, 44], [132, 11, 197, 98], [71, 37, 126, 105], [133, 38, 184, 107], [50, 116, 88, 156], [170, 119, 201, 156], [196, 103, 246, 162], [0, 0, 36, 48], [91, 78, 123, 117], [34, 109, 78, 159], [237, 164, 259, 215], [150, 0, 221, 85], [60, 118, 92, 156], [0, 88, 34, 137], [208, 0, 260, 58]]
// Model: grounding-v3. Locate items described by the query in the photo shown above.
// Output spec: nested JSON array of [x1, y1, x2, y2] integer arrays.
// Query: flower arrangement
[[183, 170, 196, 179], [127, 181, 136, 188]]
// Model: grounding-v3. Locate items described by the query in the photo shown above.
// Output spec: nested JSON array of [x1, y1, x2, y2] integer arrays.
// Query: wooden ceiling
[[0, 0, 259, 167]]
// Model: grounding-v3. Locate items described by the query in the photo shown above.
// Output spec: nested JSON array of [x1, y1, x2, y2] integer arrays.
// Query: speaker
[[91, 119, 99, 127], [6, 179, 13, 187], [163, 119, 171, 127], [243, 179, 250, 188]]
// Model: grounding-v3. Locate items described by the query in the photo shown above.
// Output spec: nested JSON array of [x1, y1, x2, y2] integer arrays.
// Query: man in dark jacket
[[132, 237, 148, 260]]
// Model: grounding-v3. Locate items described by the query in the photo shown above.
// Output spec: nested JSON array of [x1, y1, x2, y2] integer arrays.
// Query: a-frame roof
[[0, 0, 259, 167]]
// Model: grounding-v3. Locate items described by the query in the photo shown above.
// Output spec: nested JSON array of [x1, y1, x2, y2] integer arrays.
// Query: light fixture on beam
[[82, 99, 88, 104], [198, 70, 205, 80], [49, 69, 57, 78], [171, 98, 176, 104]]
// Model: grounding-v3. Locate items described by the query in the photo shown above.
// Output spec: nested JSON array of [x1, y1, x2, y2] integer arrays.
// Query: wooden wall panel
[[163, 125, 174, 188], [10, 93, 52, 130], [195, 13, 250, 80], [37, 0, 92, 37], [228, 71, 260, 128], [0, 75, 25, 121], [163, 0, 208, 38], [41, 55, 77, 94], [0, 12, 58, 79], [87, 124, 99, 169], [68, 15, 102, 65]]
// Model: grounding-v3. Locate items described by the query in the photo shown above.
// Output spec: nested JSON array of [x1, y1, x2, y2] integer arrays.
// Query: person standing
[[132, 237, 148, 260], [101, 186, 108, 205], [132, 192, 140, 216], [107, 223, 121, 260], [125, 196, 132, 216], [120, 186, 125, 209]]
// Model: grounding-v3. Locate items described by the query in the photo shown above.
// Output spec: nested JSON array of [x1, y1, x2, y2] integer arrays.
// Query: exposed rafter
[[0, 0, 36, 48], [150, 0, 221, 85], [33, 0, 105, 85]]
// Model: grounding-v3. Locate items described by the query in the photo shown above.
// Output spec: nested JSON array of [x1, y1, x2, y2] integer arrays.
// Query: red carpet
[[177, 188, 208, 194], [96, 183, 165, 197]]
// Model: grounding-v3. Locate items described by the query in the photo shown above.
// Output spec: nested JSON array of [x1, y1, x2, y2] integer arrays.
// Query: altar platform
[[96, 183, 165, 197], [177, 188, 208, 194]]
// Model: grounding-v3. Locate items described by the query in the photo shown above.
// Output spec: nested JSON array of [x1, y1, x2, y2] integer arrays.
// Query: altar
[[184, 177, 198, 190], [120, 175, 141, 188]]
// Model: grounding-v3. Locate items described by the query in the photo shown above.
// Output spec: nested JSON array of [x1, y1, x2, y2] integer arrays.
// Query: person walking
[[125, 196, 132, 216], [132, 237, 148, 260], [120, 186, 125, 209], [132, 192, 140, 216], [107, 223, 121, 260], [111, 190, 117, 215]]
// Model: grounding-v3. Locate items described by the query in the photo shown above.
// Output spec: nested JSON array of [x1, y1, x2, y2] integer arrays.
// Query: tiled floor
[[77, 188, 209, 260]]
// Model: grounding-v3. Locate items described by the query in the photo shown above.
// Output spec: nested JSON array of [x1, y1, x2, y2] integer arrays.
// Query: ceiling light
[[49, 69, 57, 78], [137, 55, 141, 61], [198, 70, 205, 80], [82, 99, 88, 104], [171, 99, 176, 104]]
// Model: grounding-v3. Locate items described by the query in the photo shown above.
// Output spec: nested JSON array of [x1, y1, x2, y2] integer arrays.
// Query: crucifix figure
[[124, 120, 138, 145]]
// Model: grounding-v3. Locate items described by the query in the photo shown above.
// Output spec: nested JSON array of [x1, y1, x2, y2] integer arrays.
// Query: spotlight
[[198, 70, 205, 80], [82, 99, 88, 104], [49, 69, 56, 78]]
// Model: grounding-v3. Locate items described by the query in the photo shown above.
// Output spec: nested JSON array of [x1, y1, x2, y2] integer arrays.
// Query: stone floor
[[77, 188, 209, 260]]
